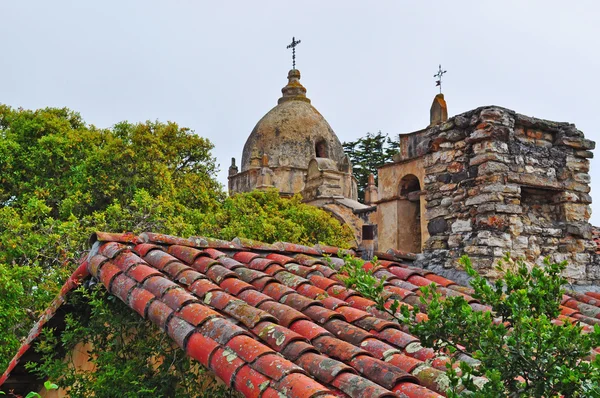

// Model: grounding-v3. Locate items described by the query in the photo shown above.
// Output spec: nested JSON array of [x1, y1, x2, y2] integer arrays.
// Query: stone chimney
[[364, 173, 378, 205], [430, 93, 448, 126]]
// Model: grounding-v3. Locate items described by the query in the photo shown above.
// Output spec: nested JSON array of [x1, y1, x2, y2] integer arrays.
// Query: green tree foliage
[[0, 105, 222, 219], [0, 104, 354, 394], [200, 189, 355, 247], [342, 131, 399, 202], [338, 254, 600, 397]]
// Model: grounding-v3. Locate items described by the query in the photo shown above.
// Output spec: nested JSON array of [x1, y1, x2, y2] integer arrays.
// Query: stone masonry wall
[[414, 106, 599, 284]]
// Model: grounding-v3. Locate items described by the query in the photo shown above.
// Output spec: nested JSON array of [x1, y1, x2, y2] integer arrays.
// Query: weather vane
[[434, 64, 447, 94], [286, 37, 301, 70]]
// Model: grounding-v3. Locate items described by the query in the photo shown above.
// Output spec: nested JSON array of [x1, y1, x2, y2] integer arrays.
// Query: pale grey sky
[[2, 1, 599, 223]]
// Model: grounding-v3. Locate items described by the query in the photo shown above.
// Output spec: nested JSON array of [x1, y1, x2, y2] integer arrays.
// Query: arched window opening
[[399, 174, 420, 197], [315, 139, 328, 158], [397, 174, 422, 253]]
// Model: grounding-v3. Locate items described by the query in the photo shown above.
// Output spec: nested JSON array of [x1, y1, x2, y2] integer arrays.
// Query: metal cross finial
[[286, 37, 301, 70], [434, 64, 447, 94]]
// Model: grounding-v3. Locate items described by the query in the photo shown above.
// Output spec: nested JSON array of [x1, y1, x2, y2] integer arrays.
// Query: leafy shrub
[[338, 254, 600, 397]]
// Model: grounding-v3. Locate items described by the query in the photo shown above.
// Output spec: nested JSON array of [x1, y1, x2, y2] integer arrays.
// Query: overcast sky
[[2, 1, 599, 223]]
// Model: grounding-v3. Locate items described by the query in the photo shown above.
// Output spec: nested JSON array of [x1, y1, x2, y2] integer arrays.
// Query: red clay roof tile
[[162, 287, 197, 310], [206, 264, 239, 283], [112, 251, 145, 271], [166, 315, 195, 348], [167, 244, 205, 264], [331, 371, 396, 398], [252, 321, 308, 352], [295, 352, 355, 384], [98, 241, 130, 259], [335, 306, 369, 323], [237, 289, 274, 307], [312, 335, 369, 362], [223, 299, 277, 329], [289, 319, 332, 341], [200, 317, 249, 345], [210, 346, 246, 387], [129, 287, 155, 318], [133, 243, 162, 257], [233, 365, 271, 398], [192, 256, 220, 273], [220, 277, 255, 295], [323, 319, 371, 345], [203, 247, 227, 259], [178, 302, 221, 327], [349, 354, 417, 389], [143, 275, 179, 297], [147, 299, 174, 330], [88, 254, 109, 276], [281, 341, 319, 362], [218, 256, 246, 270], [272, 372, 332, 398], [163, 261, 190, 279], [143, 249, 179, 270], [262, 281, 296, 301], [174, 268, 205, 286], [304, 305, 345, 324], [126, 263, 163, 283], [281, 292, 321, 312], [297, 283, 329, 300], [98, 262, 122, 291], [109, 273, 137, 303], [266, 253, 297, 264], [252, 353, 305, 381], [188, 278, 222, 299], [10, 231, 600, 398], [226, 334, 274, 363]]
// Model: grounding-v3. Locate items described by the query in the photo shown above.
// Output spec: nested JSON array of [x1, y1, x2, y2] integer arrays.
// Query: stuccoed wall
[[411, 106, 598, 284]]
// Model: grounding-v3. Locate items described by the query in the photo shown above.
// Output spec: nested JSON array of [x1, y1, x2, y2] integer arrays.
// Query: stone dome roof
[[241, 69, 345, 171]]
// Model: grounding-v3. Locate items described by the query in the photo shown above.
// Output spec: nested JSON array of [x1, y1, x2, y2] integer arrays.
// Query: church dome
[[241, 69, 345, 171]]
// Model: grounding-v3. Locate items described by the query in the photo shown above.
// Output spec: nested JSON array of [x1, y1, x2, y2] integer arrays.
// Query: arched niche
[[397, 174, 422, 253], [315, 139, 329, 158]]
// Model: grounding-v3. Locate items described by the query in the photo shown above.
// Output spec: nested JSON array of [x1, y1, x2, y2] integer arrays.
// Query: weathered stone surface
[[470, 153, 509, 166], [478, 161, 509, 175], [451, 219, 472, 233], [428, 217, 448, 235], [383, 105, 597, 283], [465, 193, 503, 206], [557, 137, 595, 150]]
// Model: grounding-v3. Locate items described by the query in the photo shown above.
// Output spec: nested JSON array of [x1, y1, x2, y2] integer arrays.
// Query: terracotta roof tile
[[210, 346, 247, 387], [252, 353, 305, 381], [126, 263, 163, 283], [178, 302, 221, 327], [271, 372, 333, 398], [6, 231, 600, 397], [331, 372, 396, 398], [129, 287, 155, 317], [295, 352, 355, 384], [282, 341, 319, 362], [147, 299, 174, 330], [233, 364, 270, 398]]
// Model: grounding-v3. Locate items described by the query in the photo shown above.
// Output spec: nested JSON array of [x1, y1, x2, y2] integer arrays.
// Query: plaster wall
[[377, 156, 429, 252]]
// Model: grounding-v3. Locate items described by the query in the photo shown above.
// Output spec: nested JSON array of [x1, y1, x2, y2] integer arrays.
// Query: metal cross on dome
[[286, 37, 301, 70], [434, 64, 447, 93]]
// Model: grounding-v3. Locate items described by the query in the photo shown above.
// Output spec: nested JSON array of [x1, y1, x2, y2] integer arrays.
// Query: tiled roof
[[3, 232, 600, 397]]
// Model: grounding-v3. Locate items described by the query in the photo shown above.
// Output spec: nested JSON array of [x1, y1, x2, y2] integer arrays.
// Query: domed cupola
[[240, 69, 345, 171]]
